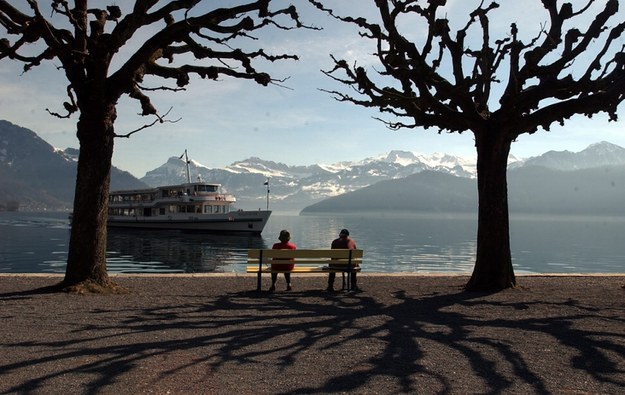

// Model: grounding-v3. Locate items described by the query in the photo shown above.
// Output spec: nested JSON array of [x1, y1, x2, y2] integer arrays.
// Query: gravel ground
[[1, 274, 624, 394]]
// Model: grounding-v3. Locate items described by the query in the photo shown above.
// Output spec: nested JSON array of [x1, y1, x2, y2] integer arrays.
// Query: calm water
[[0, 211, 623, 274]]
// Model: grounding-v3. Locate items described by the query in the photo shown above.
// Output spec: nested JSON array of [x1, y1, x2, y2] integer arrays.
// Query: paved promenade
[[1, 274, 624, 394]]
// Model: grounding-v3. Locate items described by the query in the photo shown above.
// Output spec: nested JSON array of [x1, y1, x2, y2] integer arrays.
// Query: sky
[[1, 1, 624, 178]]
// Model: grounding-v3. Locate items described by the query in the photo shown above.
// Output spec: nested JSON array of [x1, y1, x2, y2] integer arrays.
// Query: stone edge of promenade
[[1, 273, 624, 278]]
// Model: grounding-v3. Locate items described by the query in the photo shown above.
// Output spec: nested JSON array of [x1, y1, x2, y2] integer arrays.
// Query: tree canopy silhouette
[[0, 1, 308, 291], [310, 0, 625, 291]]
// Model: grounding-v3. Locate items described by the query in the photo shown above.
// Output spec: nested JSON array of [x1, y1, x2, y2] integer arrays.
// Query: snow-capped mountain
[[139, 150, 483, 211], [510, 141, 625, 170], [139, 142, 625, 212]]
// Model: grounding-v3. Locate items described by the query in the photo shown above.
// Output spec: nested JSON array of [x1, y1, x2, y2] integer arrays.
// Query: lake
[[0, 211, 623, 274]]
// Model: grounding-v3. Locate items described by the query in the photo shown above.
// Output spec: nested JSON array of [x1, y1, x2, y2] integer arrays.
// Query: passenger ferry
[[107, 152, 271, 233]]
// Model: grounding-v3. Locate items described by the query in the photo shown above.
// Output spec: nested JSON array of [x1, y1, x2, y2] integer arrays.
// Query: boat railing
[[109, 193, 236, 205], [179, 193, 236, 202]]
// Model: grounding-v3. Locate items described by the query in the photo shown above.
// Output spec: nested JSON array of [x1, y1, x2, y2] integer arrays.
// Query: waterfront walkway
[[1, 274, 624, 394]]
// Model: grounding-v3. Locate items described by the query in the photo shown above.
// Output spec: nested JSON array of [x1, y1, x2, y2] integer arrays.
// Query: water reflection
[[335, 214, 478, 273], [261, 213, 479, 273], [510, 215, 625, 273], [0, 212, 70, 273], [106, 229, 266, 273], [1, 212, 623, 274]]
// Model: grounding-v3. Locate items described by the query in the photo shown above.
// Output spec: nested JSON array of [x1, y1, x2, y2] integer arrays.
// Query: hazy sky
[[1, 1, 624, 178]]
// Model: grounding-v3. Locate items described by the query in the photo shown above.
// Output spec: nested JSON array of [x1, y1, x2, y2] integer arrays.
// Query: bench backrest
[[248, 249, 363, 264]]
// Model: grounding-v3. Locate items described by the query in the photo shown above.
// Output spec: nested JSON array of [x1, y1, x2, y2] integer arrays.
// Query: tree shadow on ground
[[0, 283, 63, 300], [1, 278, 624, 394]]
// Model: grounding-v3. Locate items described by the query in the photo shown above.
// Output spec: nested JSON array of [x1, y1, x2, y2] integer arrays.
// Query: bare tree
[[0, 1, 307, 291], [310, 0, 625, 291]]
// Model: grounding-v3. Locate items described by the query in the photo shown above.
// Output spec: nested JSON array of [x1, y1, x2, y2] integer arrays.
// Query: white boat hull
[[108, 210, 271, 233]]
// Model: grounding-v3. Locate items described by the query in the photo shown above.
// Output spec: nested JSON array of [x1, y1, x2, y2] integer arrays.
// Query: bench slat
[[247, 249, 363, 259], [245, 266, 362, 273], [246, 258, 362, 265]]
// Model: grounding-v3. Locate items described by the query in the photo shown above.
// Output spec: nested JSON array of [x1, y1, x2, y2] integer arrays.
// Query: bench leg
[[256, 252, 264, 292], [344, 271, 354, 291]]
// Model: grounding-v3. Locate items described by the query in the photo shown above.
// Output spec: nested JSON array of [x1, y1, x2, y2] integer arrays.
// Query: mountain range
[[0, 120, 146, 211], [140, 150, 481, 211], [2, 119, 625, 215], [300, 165, 625, 216]]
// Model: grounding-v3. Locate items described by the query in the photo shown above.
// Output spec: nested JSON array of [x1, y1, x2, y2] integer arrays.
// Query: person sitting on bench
[[327, 229, 358, 292], [269, 229, 296, 292]]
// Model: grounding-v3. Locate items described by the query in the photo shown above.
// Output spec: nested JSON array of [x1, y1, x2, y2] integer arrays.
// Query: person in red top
[[269, 229, 296, 292], [327, 229, 359, 292]]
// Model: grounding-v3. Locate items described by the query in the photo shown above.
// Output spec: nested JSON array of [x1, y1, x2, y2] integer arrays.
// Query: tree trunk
[[63, 103, 116, 289], [465, 129, 516, 291]]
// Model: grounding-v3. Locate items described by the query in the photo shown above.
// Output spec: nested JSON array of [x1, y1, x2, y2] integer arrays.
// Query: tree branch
[[108, 1, 306, 100], [313, 0, 625, 138], [2, 1, 309, 126], [45, 85, 78, 118], [114, 107, 181, 138]]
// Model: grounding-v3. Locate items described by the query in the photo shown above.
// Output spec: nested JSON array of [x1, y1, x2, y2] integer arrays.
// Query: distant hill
[[300, 171, 477, 214], [507, 165, 625, 215], [0, 120, 147, 211], [301, 164, 625, 216]]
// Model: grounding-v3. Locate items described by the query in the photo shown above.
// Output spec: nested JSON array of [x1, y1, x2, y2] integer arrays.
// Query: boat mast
[[182, 149, 191, 184], [265, 177, 270, 210]]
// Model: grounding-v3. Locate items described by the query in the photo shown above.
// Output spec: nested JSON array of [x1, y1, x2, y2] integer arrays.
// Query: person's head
[[278, 229, 291, 242], [339, 229, 349, 238]]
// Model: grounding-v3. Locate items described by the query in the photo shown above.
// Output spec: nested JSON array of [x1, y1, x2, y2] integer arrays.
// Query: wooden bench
[[246, 249, 363, 291]]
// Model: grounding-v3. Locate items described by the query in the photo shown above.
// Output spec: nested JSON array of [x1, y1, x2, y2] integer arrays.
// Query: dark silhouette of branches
[[115, 107, 181, 139], [309, 0, 625, 291], [1, 1, 314, 124], [0, 1, 312, 289], [311, 0, 625, 134]]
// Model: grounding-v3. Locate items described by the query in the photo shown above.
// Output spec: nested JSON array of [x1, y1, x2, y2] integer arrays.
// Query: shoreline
[[2, 272, 625, 277]]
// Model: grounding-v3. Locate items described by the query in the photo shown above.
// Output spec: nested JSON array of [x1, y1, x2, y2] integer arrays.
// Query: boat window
[[121, 208, 136, 216], [204, 205, 212, 214]]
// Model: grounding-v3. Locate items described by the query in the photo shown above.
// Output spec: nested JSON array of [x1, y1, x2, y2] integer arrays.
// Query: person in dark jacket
[[327, 229, 358, 292]]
